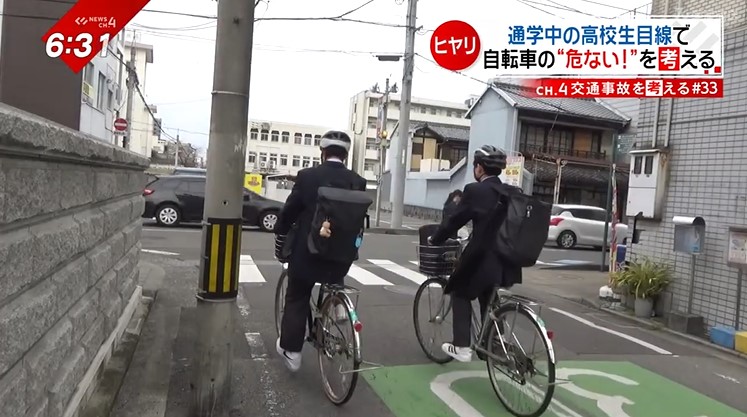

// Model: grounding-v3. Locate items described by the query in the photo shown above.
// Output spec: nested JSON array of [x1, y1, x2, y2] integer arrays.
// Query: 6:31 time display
[[45, 32, 112, 59]]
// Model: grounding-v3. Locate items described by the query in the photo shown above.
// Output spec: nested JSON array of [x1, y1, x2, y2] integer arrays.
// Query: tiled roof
[[468, 83, 630, 126], [391, 122, 471, 142]]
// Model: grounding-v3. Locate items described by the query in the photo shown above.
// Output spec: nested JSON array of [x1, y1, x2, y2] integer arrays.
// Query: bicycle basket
[[274, 234, 288, 261], [416, 243, 461, 277]]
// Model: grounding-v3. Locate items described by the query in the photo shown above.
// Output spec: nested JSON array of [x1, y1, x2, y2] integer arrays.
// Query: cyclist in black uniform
[[427, 145, 522, 362]]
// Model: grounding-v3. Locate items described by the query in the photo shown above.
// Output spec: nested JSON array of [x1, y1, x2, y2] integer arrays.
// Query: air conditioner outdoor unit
[[260, 162, 266, 168]]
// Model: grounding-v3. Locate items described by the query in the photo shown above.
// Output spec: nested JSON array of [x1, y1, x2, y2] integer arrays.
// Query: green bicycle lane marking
[[362, 360, 747, 417]]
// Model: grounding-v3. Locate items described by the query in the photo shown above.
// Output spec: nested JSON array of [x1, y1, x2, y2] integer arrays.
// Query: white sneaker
[[276, 338, 301, 372], [442, 343, 473, 362]]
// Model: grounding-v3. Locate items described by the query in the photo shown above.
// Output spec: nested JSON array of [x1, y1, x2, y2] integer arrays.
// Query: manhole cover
[[383, 285, 417, 296]]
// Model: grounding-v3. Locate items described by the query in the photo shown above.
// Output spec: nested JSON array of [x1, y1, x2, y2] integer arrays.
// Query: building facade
[[348, 90, 471, 188], [625, 0, 747, 332], [121, 40, 158, 158], [79, 31, 126, 143], [0, 0, 81, 130], [246, 120, 353, 176]]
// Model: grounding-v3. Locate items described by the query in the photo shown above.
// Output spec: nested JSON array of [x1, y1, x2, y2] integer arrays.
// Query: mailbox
[[673, 216, 706, 255]]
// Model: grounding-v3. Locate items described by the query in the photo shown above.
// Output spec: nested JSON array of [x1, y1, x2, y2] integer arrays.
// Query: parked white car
[[547, 204, 628, 249]]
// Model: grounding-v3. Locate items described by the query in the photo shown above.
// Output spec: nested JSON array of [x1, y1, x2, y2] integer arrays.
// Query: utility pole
[[374, 77, 391, 227], [123, 33, 136, 150], [190, 0, 255, 414], [174, 129, 180, 168], [389, 0, 418, 229]]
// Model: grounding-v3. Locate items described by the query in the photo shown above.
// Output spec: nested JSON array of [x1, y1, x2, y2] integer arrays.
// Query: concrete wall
[[628, 4, 747, 331], [0, 104, 149, 417]]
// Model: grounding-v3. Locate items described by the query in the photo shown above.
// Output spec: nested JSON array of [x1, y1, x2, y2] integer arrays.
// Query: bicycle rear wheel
[[317, 293, 361, 405], [485, 302, 555, 417], [274, 268, 288, 337], [413, 277, 454, 364]]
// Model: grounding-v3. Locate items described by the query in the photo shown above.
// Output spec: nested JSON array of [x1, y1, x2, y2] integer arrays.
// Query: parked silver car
[[547, 204, 628, 249]]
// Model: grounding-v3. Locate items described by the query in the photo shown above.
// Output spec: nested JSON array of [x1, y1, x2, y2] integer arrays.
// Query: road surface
[[137, 224, 747, 417]]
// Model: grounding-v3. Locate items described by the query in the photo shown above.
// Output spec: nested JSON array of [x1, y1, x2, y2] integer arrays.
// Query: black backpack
[[489, 183, 551, 267], [307, 185, 373, 263]]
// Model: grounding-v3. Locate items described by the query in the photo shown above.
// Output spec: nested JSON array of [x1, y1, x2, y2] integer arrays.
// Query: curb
[[576, 297, 747, 361], [367, 227, 419, 236]]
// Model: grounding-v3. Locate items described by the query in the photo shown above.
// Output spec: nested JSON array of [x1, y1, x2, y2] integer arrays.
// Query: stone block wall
[[0, 104, 149, 417]]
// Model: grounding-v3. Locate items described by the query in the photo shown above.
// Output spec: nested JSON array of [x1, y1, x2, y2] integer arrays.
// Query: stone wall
[[0, 104, 149, 417]]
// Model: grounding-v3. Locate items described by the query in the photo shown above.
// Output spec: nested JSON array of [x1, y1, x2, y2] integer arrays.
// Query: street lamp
[[375, 54, 403, 62]]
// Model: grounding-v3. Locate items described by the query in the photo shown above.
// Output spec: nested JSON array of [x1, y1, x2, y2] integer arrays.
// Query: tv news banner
[[429, 17, 724, 99], [41, 0, 151, 73]]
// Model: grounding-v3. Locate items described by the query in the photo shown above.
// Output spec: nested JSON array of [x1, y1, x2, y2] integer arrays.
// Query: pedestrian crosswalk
[[237, 254, 432, 288]]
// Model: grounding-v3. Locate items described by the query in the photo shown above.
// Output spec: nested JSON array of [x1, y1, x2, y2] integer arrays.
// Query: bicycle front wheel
[[274, 268, 288, 337], [485, 302, 556, 417], [413, 277, 454, 364], [317, 293, 361, 405]]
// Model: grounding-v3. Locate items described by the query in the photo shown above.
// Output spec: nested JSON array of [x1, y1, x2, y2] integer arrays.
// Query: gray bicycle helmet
[[473, 145, 507, 170], [319, 130, 352, 152]]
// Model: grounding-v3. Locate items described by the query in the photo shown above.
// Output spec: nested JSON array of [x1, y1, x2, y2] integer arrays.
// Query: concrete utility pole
[[190, 0, 255, 414], [389, 0, 418, 229], [174, 129, 180, 168], [123, 36, 136, 150], [374, 77, 391, 227]]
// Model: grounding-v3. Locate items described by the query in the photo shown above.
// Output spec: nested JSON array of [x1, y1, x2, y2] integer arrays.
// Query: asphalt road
[[140, 223, 747, 417]]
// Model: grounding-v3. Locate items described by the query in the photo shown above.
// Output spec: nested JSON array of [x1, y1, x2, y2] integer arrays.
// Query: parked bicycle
[[273, 235, 380, 405], [413, 233, 557, 417]]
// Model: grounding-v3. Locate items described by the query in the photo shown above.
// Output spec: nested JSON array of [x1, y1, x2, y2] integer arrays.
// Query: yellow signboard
[[244, 173, 263, 194], [500, 156, 524, 187]]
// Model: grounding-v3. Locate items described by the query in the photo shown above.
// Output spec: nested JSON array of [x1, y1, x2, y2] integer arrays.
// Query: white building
[[246, 120, 354, 176], [121, 40, 159, 158], [348, 90, 472, 188], [79, 31, 126, 143]]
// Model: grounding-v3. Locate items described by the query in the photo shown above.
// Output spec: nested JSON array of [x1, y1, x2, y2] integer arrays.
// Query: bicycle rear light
[[546, 330, 554, 340], [353, 321, 363, 333]]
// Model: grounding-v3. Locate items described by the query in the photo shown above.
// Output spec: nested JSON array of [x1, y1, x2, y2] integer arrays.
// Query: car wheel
[[557, 231, 576, 249], [156, 204, 181, 227], [259, 211, 278, 233]]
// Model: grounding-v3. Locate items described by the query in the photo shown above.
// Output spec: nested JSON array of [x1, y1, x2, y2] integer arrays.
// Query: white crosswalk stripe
[[347, 264, 393, 286], [367, 259, 427, 285], [239, 255, 266, 283]]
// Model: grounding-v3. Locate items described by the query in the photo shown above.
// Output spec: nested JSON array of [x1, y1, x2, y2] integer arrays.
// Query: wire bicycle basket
[[416, 242, 462, 277]]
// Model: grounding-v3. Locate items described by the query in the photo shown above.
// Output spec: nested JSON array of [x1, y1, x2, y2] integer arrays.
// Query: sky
[[127, 0, 652, 153]]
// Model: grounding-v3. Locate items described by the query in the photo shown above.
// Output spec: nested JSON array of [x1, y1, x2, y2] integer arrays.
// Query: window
[[259, 152, 267, 162], [312, 158, 321, 167], [107, 90, 114, 109], [260, 130, 269, 141], [313, 135, 321, 146], [83, 63, 94, 86], [368, 121, 377, 129], [547, 128, 573, 152], [430, 107, 437, 115], [281, 131, 290, 143], [250, 128, 258, 140], [304, 134, 312, 146], [302, 156, 311, 167], [271, 130, 279, 142], [292, 155, 300, 167], [269, 153, 278, 168], [97, 72, 106, 109], [364, 162, 375, 171], [447, 110, 453, 117], [366, 138, 378, 150], [420, 106, 426, 113], [644, 155, 654, 175], [294, 133, 302, 144], [247, 152, 257, 163], [411, 139, 424, 155], [591, 131, 602, 153], [280, 154, 288, 166], [633, 156, 642, 174]]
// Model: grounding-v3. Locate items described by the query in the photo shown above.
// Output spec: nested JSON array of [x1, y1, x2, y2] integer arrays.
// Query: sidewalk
[[522, 267, 608, 304]]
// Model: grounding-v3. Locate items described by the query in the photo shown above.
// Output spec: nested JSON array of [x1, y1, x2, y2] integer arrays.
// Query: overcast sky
[[128, 0, 651, 151]]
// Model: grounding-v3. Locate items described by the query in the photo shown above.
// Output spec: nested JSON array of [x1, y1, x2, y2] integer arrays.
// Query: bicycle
[[273, 235, 380, 405], [413, 236, 557, 417]]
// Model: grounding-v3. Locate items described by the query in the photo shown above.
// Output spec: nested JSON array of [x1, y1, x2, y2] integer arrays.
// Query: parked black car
[[142, 175, 283, 232]]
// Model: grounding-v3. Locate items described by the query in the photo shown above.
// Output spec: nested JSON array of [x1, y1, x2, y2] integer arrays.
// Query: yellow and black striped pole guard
[[199, 217, 243, 300]]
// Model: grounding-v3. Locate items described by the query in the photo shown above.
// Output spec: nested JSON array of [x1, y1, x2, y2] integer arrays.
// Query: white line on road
[[347, 264, 393, 286], [245, 332, 268, 359], [368, 259, 427, 285], [377, 220, 418, 230], [239, 255, 267, 283], [142, 227, 200, 233], [141, 249, 180, 256], [549, 307, 673, 355]]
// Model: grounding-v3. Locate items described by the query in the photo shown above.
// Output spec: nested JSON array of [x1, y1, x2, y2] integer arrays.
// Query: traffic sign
[[114, 118, 128, 131]]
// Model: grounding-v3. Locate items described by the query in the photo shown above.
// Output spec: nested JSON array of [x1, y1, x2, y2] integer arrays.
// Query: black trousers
[[279, 272, 344, 352], [452, 287, 494, 348]]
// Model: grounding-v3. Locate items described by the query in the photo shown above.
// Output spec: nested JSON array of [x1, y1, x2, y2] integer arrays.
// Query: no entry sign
[[114, 118, 128, 131]]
